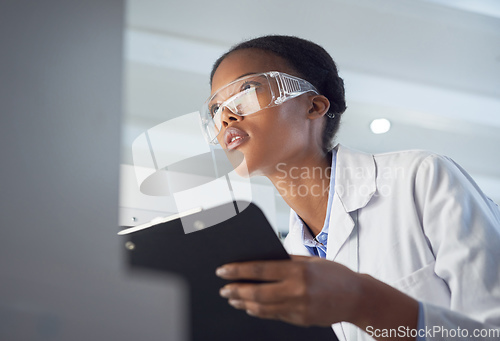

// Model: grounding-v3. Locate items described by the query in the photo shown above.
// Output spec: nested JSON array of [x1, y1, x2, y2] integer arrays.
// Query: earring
[[327, 112, 335, 119]]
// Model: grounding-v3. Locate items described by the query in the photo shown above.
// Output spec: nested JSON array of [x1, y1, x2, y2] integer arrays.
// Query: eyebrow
[[233, 72, 257, 82]]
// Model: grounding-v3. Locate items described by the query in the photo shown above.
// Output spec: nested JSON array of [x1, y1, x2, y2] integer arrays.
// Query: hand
[[215, 255, 363, 327]]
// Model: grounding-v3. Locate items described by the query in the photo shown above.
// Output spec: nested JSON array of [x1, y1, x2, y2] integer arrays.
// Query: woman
[[200, 35, 500, 341]]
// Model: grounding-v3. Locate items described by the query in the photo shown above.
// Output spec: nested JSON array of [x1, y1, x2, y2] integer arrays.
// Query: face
[[210, 49, 325, 178]]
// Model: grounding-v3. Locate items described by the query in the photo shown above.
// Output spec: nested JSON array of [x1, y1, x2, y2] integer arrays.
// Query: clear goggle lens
[[200, 72, 318, 144]]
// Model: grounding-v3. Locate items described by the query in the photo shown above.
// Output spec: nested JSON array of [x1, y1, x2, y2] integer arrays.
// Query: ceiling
[[121, 0, 500, 231]]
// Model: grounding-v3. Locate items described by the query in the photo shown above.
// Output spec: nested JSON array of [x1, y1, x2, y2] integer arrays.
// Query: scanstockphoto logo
[[365, 325, 500, 339], [274, 163, 405, 198], [337, 165, 405, 181], [275, 163, 333, 197]]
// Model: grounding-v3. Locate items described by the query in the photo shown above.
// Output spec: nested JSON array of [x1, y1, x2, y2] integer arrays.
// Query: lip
[[224, 126, 249, 150]]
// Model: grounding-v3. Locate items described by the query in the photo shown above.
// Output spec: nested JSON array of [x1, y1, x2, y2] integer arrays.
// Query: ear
[[306, 95, 330, 120]]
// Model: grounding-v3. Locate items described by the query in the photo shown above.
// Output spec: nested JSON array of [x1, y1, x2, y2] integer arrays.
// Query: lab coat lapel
[[326, 145, 376, 262], [283, 211, 312, 256], [326, 196, 354, 261]]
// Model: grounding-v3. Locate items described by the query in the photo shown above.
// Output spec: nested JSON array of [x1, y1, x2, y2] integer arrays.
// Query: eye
[[240, 81, 260, 92], [209, 103, 221, 117]]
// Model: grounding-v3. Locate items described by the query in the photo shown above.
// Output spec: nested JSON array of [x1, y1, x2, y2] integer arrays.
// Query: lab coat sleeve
[[414, 154, 500, 340]]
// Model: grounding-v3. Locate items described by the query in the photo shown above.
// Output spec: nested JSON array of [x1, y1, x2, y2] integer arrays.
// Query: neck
[[267, 150, 332, 236]]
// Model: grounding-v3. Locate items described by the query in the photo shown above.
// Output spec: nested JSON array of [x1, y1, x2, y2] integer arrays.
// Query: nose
[[220, 106, 242, 128]]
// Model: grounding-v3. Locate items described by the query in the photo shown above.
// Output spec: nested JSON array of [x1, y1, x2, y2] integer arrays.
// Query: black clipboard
[[121, 201, 338, 341]]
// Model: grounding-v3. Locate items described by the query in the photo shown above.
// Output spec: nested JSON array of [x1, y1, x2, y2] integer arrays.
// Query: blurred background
[[120, 0, 500, 236]]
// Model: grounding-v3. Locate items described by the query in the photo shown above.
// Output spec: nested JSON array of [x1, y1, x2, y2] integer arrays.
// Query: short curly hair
[[210, 35, 346, 152]]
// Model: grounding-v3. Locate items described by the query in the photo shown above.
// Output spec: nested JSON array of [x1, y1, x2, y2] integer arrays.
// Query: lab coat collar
[[326, 145, 376, 261], [333, 144, 376, 212]]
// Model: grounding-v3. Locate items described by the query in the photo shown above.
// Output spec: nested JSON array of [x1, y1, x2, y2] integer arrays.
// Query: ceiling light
[[370, 118, 391, 134]]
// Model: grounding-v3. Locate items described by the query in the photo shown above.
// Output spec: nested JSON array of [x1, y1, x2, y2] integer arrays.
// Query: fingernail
[[229, 299, 243, 308], [220, 287, 231, 298], [246, 309, 255, 316], [216, 267, 228, 277]]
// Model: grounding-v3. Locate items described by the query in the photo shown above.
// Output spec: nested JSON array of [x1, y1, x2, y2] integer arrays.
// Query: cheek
[[239, 103, 309, 174], [250, 114, 290, 147], [216, 135, 224, 145], [268, 107, 308, 145], [252, 110, 307, 156]]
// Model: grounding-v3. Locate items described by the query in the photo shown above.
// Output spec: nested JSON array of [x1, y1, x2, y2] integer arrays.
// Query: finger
[[290, 255, 314, 261], [232, 301, 309, 326], [215, 260, 293, 281], [245, 301, 313, 327], [220, 282, 288, 303], [227, 299, 285, 320]]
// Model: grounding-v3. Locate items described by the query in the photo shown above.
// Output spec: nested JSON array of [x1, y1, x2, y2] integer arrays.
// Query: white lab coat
[[284, 144, 500, 341]]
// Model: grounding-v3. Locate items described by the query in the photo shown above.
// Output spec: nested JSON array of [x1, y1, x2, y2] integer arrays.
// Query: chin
[[233, 158, 251, 178], [223, 149, 266, 178]]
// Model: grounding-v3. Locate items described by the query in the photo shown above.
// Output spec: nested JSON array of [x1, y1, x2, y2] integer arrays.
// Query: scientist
[[198, 35, 500, 341]]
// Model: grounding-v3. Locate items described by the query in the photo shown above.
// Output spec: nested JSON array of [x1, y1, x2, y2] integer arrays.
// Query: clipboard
[[121, 201, 338, 341]]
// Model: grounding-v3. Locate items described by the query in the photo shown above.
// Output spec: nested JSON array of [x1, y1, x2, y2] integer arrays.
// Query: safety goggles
[[199, 71, 319, 144]]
